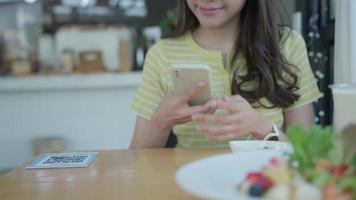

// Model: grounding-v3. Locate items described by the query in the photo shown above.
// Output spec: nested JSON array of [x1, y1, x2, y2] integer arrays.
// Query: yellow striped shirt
[[131, 29, 321, 148]]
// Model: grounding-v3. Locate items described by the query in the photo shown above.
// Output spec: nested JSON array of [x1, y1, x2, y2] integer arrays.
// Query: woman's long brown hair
[[169, 0, 300, 108]]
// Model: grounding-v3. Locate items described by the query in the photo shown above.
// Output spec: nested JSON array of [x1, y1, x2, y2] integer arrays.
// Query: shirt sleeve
[[284, 31, 321, 112], [130, 44, 168, 119]]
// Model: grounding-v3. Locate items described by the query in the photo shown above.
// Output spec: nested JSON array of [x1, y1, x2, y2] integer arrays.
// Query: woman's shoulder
[[146, 32, 193, 57], [280, 26, 306, 49], [279, 26, 308, 60]]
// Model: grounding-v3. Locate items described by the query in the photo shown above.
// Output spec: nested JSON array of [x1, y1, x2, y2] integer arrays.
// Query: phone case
[[170, 64, 211, 106]]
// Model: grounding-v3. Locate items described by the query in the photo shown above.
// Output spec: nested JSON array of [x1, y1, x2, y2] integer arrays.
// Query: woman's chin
[[198, 20, 226, 29]]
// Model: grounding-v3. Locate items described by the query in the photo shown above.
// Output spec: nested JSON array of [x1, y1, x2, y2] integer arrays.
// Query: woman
[[130, 0, 320, 148]]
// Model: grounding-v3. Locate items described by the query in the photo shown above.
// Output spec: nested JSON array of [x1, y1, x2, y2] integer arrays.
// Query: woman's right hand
[[151, 81, 218, 131]]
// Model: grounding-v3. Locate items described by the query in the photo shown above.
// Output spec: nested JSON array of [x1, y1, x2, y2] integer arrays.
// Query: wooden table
[[0, 148, 230, 200]]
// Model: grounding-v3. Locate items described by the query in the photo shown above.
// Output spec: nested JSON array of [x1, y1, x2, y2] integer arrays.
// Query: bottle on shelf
[[132, 28, 147, 71]]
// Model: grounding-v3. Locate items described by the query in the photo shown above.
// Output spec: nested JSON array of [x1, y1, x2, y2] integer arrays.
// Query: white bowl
[[229, 140, 293, 153]]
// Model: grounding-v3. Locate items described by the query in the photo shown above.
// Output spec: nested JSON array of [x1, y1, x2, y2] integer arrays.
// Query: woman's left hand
[[192, 95, 273, 141]]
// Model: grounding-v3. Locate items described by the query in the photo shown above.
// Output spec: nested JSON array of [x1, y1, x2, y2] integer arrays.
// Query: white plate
[[229, 140, 293, 153], [176, 150, 285, 200]]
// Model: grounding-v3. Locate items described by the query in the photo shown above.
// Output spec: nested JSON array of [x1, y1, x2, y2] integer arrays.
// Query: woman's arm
[[129, 116, 171, 149], [283, 103, 314, 129], [129, 82, 217, 149]]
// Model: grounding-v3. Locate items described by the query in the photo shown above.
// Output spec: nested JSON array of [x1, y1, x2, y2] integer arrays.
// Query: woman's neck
[[193, 18, 239, 53]]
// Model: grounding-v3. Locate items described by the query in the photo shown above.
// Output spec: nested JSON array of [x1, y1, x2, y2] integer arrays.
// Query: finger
[[206, 100, 218, 114], [197, 124, 238, 136], [187, 103, 212, 116], [174, 116, 193, 124], [189, 97, 219, 114], [200, 94, 220, 114], [192, 113, 237, 125], [207, 106, 217, 114], [218, 100, 239, 113], [207, 132, 240, 141], [179, 81, 206, 105], [189, 105, 216, 117]]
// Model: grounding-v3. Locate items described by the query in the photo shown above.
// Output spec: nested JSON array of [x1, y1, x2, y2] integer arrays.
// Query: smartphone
[[170, 63, 212, 106]]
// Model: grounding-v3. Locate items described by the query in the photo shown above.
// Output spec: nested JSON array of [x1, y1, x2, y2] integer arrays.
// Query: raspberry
[[246, 172, 263, 183], [329, 164, 348, 177], [258, 176, 273, 191]]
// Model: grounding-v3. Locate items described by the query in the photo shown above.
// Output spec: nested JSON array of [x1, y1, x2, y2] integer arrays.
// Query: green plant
[[159, 9, 177, 36]]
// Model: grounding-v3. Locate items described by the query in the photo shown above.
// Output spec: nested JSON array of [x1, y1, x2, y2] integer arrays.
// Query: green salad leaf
[[338, 176, 356, 191], [286, 126, 333, 175]]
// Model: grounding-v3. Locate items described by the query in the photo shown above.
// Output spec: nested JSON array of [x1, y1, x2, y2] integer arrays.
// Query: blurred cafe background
[[1, 0, 355, 175]]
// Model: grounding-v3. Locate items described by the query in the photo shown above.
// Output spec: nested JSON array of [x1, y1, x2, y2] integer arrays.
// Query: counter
[[0, 72, 141, 171]]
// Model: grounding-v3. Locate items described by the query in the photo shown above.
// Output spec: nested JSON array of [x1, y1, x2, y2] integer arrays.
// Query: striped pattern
[[131, 29, 321, 148]]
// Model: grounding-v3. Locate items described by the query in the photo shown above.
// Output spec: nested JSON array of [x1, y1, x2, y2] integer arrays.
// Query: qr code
[[43, 155, 88, 164]]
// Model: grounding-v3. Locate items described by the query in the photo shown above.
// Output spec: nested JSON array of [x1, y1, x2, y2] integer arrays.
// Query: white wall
[[0, 73, 140, 170]]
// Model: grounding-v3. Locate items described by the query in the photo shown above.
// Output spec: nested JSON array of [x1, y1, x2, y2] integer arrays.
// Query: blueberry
[[248, 185, 264, 197]]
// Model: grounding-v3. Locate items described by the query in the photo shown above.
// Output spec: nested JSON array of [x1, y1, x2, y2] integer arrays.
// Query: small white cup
[[229, 140, 293, 153]]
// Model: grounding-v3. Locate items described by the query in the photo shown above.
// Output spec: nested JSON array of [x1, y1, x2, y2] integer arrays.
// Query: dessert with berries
[[239, 125, 356, 200]]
